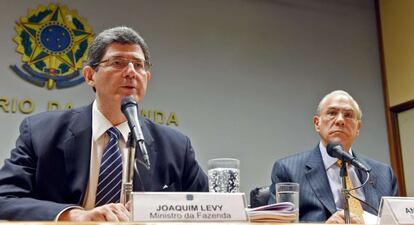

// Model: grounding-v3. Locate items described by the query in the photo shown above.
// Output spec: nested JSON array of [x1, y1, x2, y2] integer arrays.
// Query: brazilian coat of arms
[[11, 4, 94, 89]]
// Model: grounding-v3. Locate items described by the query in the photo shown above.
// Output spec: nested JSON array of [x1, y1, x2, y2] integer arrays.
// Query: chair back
[[250, 186, 271, 208]]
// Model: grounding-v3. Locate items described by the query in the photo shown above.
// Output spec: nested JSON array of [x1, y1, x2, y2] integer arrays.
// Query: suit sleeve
[[182, 137, 208, 192], [389, 166, 399, 196], [0, 118, 75, 220], [268, 160, 289, 204]]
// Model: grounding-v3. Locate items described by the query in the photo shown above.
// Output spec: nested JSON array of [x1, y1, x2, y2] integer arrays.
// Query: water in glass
[[208, 167, 240, 193]]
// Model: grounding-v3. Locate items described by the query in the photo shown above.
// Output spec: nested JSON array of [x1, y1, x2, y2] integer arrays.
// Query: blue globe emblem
[[38, 22, 73, 54]]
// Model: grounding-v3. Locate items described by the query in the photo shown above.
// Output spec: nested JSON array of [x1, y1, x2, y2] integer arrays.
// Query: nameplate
[[378, 197, 414, 224], [131, 192, 248, 222]]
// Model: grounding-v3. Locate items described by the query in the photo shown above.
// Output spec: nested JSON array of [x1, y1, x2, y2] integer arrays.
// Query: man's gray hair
[[86, 26, 151, 68], [316, 90, 362, 120]]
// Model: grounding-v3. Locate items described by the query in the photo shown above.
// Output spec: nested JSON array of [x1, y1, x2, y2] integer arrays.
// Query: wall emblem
[[11, 4, 94, 89]]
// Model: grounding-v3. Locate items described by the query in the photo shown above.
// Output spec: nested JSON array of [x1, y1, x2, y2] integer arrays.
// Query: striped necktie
[[336, 160, 364, 221], [95, 127, 123, 206]]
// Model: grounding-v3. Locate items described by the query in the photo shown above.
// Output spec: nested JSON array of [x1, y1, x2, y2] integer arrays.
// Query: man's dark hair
[[86, 26, 151, 68]]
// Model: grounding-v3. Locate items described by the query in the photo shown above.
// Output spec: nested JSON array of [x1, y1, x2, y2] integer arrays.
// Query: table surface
[[0, 223, 357, 225]]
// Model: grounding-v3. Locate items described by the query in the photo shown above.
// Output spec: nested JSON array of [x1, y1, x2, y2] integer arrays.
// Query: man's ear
[[313, 115, 320, 133], [356, 120, 362, 136], [83, 66, 95, 88], [146, 71, 152, 81]]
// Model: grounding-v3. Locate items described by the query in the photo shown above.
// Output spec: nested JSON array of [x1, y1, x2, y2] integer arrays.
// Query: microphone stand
[[340, 161, 351, 224], [122, 132, 136, 204]]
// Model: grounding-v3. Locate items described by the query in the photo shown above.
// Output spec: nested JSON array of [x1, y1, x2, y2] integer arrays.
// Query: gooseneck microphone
[[326, 142, 371, 172], [121, 96, 150, 170]]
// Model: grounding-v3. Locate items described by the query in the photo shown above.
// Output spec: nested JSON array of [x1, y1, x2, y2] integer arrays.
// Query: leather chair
[[249, 186, 271, 208]]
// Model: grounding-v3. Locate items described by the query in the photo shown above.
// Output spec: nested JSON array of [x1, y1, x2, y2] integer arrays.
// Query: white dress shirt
[[319, 142, 366, 210], [82, 100, 131, 209]]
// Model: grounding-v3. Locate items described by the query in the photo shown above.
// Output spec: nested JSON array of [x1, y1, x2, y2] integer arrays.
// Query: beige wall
[[380, 0, 414, 106], [380, 0, 414, 196], [398, 108, 414, 196]]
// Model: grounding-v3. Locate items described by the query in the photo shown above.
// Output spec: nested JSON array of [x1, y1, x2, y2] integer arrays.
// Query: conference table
[[0, 222, 372, 225]]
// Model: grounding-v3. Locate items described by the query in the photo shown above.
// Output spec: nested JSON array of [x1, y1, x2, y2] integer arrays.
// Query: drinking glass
[[276, 182, 299, 222], [208, 158, 240, 193]]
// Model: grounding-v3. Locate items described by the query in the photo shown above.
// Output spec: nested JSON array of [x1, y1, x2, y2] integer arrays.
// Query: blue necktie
[[95, 127, 123, 206]]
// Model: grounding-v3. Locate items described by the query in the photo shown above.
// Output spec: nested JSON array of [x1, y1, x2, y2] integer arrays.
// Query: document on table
[[246, 202, 297, 222]]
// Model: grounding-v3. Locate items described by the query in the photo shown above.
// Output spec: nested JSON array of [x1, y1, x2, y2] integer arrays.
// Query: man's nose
[[335, 113, 345, 125], [123, 62, 137, 78]]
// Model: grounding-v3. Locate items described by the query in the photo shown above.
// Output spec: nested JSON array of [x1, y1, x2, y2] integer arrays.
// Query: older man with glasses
[[268, 90, 398, 223], [0, 26, 208, 221]]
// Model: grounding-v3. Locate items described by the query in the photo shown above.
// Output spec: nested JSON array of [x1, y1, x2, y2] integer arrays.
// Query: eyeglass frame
[[91, 56, 152, 72]]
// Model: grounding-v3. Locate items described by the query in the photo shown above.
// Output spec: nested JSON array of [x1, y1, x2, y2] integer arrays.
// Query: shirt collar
[[92, 100, 130, 142], [319, 141, 354, 170]]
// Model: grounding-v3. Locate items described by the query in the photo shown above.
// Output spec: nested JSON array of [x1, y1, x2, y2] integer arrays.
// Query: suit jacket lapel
[[354, 154, 379, 215], [133, 117, 156, 191], [305, 146, 337, 215], [62, 104, 93, 205]]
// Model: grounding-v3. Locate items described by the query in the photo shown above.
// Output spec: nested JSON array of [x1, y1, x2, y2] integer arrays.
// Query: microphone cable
[[343, 170, 379, 214], [134, 158, 146, 192]]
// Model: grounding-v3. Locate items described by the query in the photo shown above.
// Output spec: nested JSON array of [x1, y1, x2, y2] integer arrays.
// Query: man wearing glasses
[[0, 26, 208, 221], [268, 90, 398, 223]]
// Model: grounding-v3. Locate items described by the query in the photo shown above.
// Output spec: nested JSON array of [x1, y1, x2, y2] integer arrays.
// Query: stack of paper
[[246, 202, 297, 223]]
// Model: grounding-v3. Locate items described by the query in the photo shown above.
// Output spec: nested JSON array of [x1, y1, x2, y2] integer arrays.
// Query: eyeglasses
[[93, 57, 152, 72], [324, 109, 358, 121]]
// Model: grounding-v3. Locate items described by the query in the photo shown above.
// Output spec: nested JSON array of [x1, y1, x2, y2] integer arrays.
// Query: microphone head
[[326, 142, 343, 158], [327, 142, 371, 172], [121, 96, 137, 113]]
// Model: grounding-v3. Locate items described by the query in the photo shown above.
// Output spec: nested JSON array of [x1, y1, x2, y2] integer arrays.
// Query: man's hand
[[59, 203, 131, 221], [326, 210, 364, 224]]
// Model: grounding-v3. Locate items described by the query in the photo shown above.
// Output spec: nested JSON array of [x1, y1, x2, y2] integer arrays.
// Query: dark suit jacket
[[0, 104, 208, 220], [268, 145, 398, 222]]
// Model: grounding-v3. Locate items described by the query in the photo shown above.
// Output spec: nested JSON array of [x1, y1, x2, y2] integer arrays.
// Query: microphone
[[326, 142, 371, 172], [121, 96, 150, 169]]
